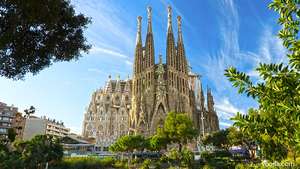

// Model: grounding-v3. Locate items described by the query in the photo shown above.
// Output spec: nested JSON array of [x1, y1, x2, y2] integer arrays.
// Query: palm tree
[[24, 106, 35, 118]]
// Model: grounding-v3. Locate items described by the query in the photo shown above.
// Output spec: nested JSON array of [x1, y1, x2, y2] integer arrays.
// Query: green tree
[[0, 0, 91, 80], [202, 129, 229, 150], [7, 128, 16, 143], [0, 134, 62, 169], [227, 126, 255, 159], [224, 0, 300, 161], [162, 112, 198, 152], [148, 133, 169, 151], [24, 106, 35, 118], [109, 134, 146, 163], [110, 134, 146, 153], [20, 135, 63, 169]]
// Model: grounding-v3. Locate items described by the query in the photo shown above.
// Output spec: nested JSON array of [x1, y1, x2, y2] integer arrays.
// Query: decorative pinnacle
[[147, 6, 152, 33], [136, 16, 142, 45], [147, 6, 152, 20], [159, 54, 163, 64], [137, 16, 142, 33], [167, 6, 172, 32], [177, 16, 182, 32]]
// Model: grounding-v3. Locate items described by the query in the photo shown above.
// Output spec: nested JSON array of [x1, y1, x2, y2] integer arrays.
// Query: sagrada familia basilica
[[82, 6, 219, 150]]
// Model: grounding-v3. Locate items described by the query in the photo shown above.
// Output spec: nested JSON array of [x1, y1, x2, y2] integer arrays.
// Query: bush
[[140, 159, 151, 169], [235, 161, 300, 169], [214, 150, 232, 158], [203, 164, 215, 169], [181, 148, 194, 167], [49, 157, 118, 169], [204, 157, 236, 169], [114, 159, 128, 168]]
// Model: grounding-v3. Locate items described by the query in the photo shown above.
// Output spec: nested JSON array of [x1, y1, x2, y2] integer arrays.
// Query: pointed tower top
[[136, 16, 142, 45], [196, 78, 205, 110], [177, 16, 183, 42], [207, 86, 211, 94], [177, 16, 182, 31], [116, 74, 120, 81], [167, 6, 173, 33], [159, 54, 163, 64], [147, 6, 152, 33], [187, 61, 192, 73], [207, 86, 214, 112]]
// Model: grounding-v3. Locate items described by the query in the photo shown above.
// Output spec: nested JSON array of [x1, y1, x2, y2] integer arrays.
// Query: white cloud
[[199, 0, 287, 130], [88, 68, 104, 74], [215, 97, 246, 117], [257, 27, 287, 64], [159, 0, 195, 32], [247, 70, 260, 78], [72, 0, 135, 51], [219, 121, 233, 128], [125, 60, 133, 66], [90, 46, 129, 59], [200, 0, 243, 93], [68, 126, 82, 135]]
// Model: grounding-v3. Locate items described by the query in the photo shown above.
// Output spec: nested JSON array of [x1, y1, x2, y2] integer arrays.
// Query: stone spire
[[134, 16, 143, 74], [197, 78, 205, 111], [177, 16, 183, 43], [115, 75, 121, 92], [167, 6, 173, 33], [176, 16, 187, 73], [147, 6, 152, 34], [145, 6, 155, 68], [207, 87, 214, 112], [136, 16, 142, 45], [166, 6, 176, 69]]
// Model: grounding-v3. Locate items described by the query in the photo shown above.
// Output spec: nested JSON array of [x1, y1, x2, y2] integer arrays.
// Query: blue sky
[[0, 0, 287, 134]]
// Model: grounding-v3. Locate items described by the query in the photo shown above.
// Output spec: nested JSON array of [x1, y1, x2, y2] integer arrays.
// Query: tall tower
[[145, 6, 155, 69], [177, 16, 186, 73], [206, 88, 219, 132], [207, 88, 214, 112], [133, 16, 142, 75], [166, 6, 176, 69], [197, 79, 205, 112], [131, 16, 143, 131]]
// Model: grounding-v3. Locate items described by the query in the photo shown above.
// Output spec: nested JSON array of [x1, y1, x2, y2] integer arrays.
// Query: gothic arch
[[150, 103, 166, 133]]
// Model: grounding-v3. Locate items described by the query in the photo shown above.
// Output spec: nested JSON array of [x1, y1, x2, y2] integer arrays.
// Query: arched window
[[158, 119, 164, 128]]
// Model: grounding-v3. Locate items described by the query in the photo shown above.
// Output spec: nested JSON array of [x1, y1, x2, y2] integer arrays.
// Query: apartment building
[[12, 112, 26, 140], [0, 102, 18, 137], [23, 116, 70, 140]]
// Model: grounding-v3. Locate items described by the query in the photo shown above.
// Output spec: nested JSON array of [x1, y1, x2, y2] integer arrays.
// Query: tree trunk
[[293, 149, 296, 162], [179, 143, 182, 152]]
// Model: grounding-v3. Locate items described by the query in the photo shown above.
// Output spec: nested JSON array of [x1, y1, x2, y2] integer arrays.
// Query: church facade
[[82, 6, 219, 150]]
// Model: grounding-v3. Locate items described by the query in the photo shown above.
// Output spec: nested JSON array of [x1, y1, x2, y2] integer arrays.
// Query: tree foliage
[[148, 133, 169, 151], [109, 134, 146, 153], [24, 106, 35, 118], [0, 134, 63, 169], [7, 128, 16, 143], [21, 135, 63, 168], [0, 0, 91, 79], [162, 112, 198, 152], [224, 0, 300, 161], [202, 129, 229, 149]]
